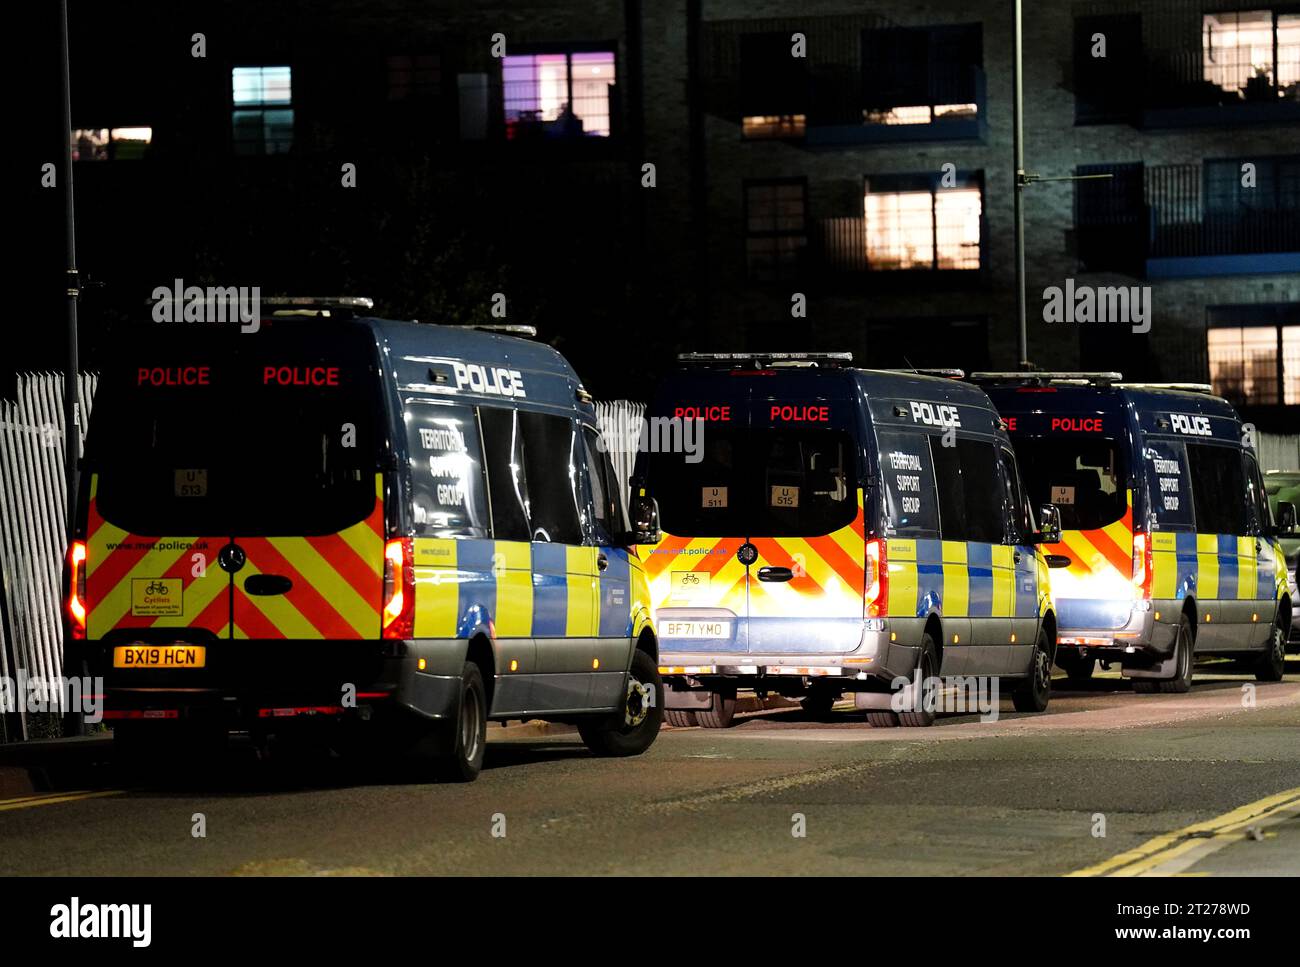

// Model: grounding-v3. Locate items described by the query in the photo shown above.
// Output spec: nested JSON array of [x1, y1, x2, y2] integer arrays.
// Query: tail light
[[382, 537, 415, 639], [866, 538, 888, 617], [68, 540, 87, 639], [1132, 532, 1153, 600]]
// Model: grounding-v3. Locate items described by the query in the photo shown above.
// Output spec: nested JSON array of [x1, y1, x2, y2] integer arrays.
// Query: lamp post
[[58, 0, 80, 535]]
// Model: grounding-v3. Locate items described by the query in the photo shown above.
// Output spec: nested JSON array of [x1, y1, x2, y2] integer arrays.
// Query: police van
[[977, 372, 1291, 691], [65, 299, 663, 780], [633, 353, 1062, 728]]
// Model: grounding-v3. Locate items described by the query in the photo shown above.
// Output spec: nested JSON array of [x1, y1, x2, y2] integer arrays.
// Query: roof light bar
[[1115, 382, 1214, 394], [450, 324, 539, 338], [969, 371, 1123, 386], [883, 367, 966, 379], [678, 351, 853, 368]]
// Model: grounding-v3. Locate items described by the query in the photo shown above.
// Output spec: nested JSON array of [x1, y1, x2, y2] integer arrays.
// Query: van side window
[[583, 425, 628, 541], [1243, 451, 1272, 535], [875, 429, 939, 537], [998, 448, 1033, 543], [404, 401, 489, 538], [1186, 442, 1249, 535], [1142, 440, 1192, 530], [478, 407, 531, 541], [930, 441, 967, 540], [519, 412, 584, 544], [958, 439, 1002, 544]]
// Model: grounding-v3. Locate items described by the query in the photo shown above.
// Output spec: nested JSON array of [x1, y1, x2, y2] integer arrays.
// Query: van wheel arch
[[1041, 611, 1057, 663], [923, 614, 943, 669], [1181, 597, 1198, 640], [635, 628, 658, 663], [465, 634, 495, 713]]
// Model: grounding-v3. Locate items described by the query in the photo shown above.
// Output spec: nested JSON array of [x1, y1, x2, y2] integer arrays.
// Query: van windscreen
[[648, 427, 858, 538], [1012, 437, 1128, 531], [86, 330, 382, 537]]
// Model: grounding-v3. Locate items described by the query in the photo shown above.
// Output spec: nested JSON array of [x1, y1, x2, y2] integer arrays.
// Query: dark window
[[1205, 155, 1300, 215], [745, 180, 807, 281], [1187, 442, 1249, 535], [583, 426, 628, 541], [1142, 440, 1194, 531], [930, 441, 965, 540], [740, 33, 808, 138], [957, 439, 1001, 544], [89, 330, 380, 537], [404, 402, 489, 538], [876, 429, 939, 537], [388, 54, 441, 101], [999, 448, 1034, 543], [1072, 14, 1142, 124], [648, 427, 857, 538], [1243, 451, 1273, 535], [478, 407, 530, 541], [1012, 437, 1129, 532], [861, 24, 981, 123], [1073, 162, 1147, 273], [519, 412, 583, 544]]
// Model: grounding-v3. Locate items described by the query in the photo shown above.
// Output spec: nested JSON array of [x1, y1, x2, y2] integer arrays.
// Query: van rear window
[[86, 330, 381, 537], [1012, 437, 1128, 532], [648, 427, 858, 538]]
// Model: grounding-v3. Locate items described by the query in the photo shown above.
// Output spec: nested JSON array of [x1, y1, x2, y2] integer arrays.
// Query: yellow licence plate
[[113, 644, 207, 669]]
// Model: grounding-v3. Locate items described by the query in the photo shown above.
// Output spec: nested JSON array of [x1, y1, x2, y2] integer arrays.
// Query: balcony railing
[[1145, 43, 1300, 109], [1147, 163, 1300, 258]]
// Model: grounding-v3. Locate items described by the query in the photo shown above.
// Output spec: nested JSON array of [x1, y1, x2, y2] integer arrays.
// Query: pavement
[[0, 656, 1296, 876]]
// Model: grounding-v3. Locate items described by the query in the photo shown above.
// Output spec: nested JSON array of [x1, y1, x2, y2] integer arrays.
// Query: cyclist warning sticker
[[702, 486, 728, 508], [131, 578, 183, 616], [671, 571, 710, 599]]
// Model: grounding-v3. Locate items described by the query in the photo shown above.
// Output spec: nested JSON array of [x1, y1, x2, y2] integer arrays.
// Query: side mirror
[[1277, 501, 1297, 534], [627, 493, 661, 545], [1035, 504, 1063, 545]]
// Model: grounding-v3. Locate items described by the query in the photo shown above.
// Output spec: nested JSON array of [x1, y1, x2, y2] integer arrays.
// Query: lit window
[[1202, 10, 1300, 96], [502, 51, 616, 138], [865, 183, 982, 270], [232, 66, 293, 154], [861, 24, 983, 129], [740, 33, 807, 140], [1208, 321, 1300, 405], [863, 104, 977, 125], [742, 115, 807, 138], [71, 127, 152, 161]]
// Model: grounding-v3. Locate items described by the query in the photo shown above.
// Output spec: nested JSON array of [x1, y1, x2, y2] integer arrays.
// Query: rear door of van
[[83, 327, 386, 679]]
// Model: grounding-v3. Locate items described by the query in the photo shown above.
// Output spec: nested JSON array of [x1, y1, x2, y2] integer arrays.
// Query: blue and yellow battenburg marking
[[886, 539, 1049, 621], [412, 538, 640, 639], [1151, 531, 1285, 602]]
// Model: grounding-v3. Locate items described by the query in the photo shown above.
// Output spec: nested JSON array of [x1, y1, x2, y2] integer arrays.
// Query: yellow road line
[[1067, 786, 1300, 877], [0, 790, 124, 812]]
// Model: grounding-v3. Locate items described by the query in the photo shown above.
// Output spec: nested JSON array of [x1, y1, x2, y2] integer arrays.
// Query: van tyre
[[694, 690, 737, 729], [1255, 620, 1287, 683], [432, 662, 488, 781], [664, 709, 697, 728], [579, 649, 663, 756], [898, 634, 939, 727], [1133, 613, 1193, 694], [1012, 628, 1053, 713], [1055, 651, 1094, 683], [866, 711, 899, 728]]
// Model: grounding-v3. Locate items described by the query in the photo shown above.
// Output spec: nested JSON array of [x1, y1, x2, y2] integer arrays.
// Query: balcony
[[1141, 42, 1300, 127], [1075, 160, 1300, 278]]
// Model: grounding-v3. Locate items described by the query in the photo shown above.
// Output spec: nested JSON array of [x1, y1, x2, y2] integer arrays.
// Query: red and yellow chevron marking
[[640, 534, 749, 618], [232, 477, 384, 640], [748, 493, 865, 619], [1045, 489, 1135, 601], [85, 475, 230, 639]]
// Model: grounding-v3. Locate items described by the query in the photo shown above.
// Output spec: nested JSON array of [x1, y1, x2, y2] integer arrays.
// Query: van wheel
[[433, 662, 488, 781], [664, 709, 697, 728], [866, 711, 899, 728], [1055, 651, 1095, 683], [801, 687, 839, 719], [1255, 620, 1287, 683], [694, 690, 737, 729], [898, 634, 939, 727], [578, 650, 664, 756], [1012, 628, 1053, 713], [1133, 613, 1193, 694]]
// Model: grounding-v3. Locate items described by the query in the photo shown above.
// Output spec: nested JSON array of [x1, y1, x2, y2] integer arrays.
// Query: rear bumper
[[1054, 599, 1177, 660], [69, 636, 468, 726]]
